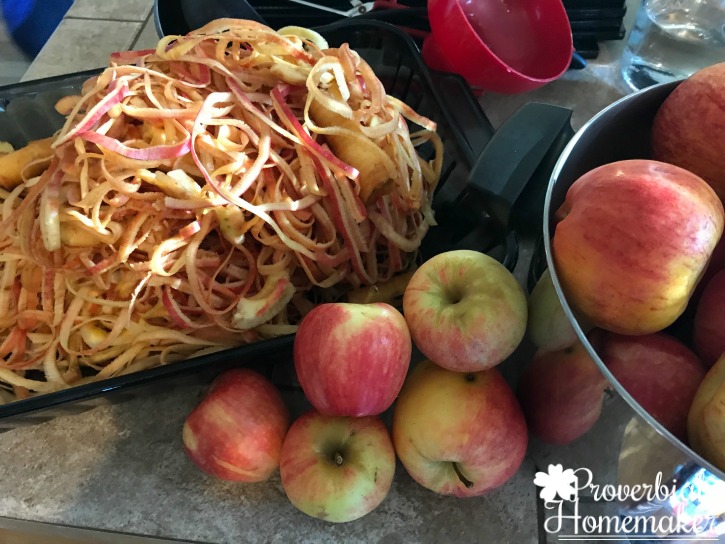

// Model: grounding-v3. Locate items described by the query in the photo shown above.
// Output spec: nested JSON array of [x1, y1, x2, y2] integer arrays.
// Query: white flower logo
[[534, 464, 579, 502]]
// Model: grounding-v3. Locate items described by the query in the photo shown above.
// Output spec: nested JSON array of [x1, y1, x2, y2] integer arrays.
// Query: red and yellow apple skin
[[553, 159, 724, 336], [518, 339, 608, 445], [293, 302, 411, 417], [183, 369, 290, 482], [402, 250, 527, 372], [279, 411, 395, 523], [392, 360, 528, 498], [601, 332, 707, 441], [693, 270, 725, 369], [652, 62, 725, 202], [688, 352, 725, 472]]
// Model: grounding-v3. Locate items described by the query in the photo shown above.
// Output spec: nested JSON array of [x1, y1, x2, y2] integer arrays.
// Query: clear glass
[[621, 0, 725, 91]]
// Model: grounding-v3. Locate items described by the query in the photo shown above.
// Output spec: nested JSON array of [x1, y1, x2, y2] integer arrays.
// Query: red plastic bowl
[[422, 0, 574, 94]]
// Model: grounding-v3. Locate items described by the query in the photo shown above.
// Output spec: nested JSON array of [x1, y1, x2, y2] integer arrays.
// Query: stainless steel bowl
[[544, 80, 725, 542]]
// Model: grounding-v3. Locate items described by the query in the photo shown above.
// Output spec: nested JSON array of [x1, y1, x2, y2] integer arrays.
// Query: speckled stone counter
[[0, 1, 639, 542]]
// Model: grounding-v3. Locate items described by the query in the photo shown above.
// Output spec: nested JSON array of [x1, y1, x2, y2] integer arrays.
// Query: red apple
[[518, 337, 609, 444], [600, 332, 707, 441], [692, 235, 725, 303], [709, 235, 725, 272], [703, 235, 725, 285], [392, 360, 527, 497], [554, 159, 724, 335], [293, 302, 411, 417], [402, 249, 527, 372], [279, 410, 395, 523], [693, 270, 725, 368], [652, 62, 725, 202], [183, 369, 290, 482]]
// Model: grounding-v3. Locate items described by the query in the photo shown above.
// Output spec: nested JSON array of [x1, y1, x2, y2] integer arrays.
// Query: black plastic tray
[[0, 19, 501, 429]]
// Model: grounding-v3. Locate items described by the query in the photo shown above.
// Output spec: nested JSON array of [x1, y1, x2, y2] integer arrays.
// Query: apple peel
[[232, 272, 295, 330]]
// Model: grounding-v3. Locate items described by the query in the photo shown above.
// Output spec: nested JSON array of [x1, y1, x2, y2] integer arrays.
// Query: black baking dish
[[0, 19, 510, 429]]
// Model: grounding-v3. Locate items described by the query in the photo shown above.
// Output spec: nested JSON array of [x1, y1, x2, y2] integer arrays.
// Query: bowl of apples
[[540, 63, 725, 540]]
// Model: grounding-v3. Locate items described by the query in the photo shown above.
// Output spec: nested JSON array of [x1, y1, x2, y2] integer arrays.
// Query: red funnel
[[423, 0, 574, 94]]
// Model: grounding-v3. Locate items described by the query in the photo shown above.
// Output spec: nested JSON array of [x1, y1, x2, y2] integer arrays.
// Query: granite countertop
[[1, 2, 638, 543]]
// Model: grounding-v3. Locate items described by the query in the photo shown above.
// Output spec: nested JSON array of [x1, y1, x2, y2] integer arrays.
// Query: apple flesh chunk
[[652, 62, 725, 202], [183, 369, 290, 482], [518, 338, 609, 444], [688, 353, 725, 472], [293, 302, 411, 417], [402, 249, 528, 372], [392, 360, 527, 497], [527, 268, 588, 352], [693, 270, 725, 368], [600, 332, 707, 441], [553, 159, 724, 335], [279, 410, 396, 523]]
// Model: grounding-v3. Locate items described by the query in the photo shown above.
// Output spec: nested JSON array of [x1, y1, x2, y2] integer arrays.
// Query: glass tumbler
[[621, 0, 725, 91]]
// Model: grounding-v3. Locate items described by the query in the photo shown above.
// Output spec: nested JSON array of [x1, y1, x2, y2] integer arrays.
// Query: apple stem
[[334, 452, 344, 466], [452, 462, 474, 489]]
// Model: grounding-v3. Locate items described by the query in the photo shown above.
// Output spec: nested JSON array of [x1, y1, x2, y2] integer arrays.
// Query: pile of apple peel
[[522, 62, 725, 477]]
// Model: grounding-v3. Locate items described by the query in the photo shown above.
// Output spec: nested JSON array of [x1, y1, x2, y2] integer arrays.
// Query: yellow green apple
[[688, 352, 725, 471], [279, 410, 395, 523], [527, 268, 589, 352], [402, 250, 527, 372]]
